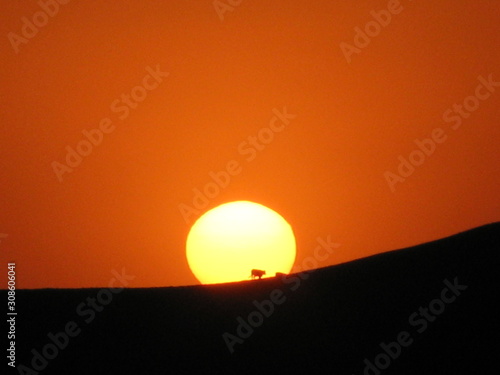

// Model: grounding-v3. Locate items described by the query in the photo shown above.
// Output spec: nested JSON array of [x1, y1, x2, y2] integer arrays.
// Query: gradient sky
[[1, 0, 499, 288]]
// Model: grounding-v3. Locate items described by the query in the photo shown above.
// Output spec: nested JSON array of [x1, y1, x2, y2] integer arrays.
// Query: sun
[[186, 201, 296, 284]]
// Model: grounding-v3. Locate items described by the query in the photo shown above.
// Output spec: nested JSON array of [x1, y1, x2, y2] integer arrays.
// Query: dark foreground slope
[[10, 223, 500, 374]]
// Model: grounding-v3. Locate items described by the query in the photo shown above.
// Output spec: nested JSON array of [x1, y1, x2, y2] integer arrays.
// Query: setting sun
[[186, 201, 296, 284]]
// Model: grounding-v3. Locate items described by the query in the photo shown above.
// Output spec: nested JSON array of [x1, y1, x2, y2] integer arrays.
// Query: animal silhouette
[[250, 269, 266, 279]]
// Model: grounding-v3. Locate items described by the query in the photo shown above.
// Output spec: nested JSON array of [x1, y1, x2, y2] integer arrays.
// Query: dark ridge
[[7, 222, 499, 374]]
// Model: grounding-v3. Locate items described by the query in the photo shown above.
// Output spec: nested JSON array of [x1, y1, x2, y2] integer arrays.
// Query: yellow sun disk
[[186, 201, 296, 284]]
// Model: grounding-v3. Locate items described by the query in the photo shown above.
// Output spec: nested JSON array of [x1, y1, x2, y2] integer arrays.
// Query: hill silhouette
[[9, 222, 500, 374]]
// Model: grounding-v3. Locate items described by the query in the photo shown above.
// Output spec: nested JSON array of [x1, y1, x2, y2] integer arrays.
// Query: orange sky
[[1, 0, 499, 288]]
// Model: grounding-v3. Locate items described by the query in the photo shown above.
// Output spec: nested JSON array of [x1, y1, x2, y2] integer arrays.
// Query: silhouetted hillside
[[8, 222, 500, 374]]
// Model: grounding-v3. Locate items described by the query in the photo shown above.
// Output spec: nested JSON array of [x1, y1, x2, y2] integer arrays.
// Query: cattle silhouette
[[250, 269, 266, 279]]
